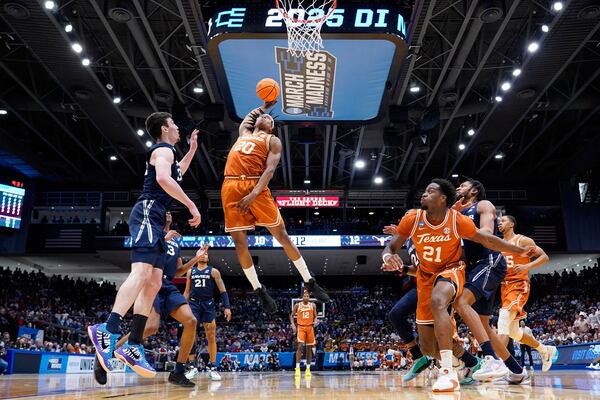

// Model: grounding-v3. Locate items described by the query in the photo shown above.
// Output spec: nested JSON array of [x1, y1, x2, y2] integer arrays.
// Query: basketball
[[256, 78, 280, 102]]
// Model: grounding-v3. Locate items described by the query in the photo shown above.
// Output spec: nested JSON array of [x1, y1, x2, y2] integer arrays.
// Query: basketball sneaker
[[460, 356, 483, 385], [402, 356, 431, 383], [255, 285, 278, 313], [306, 278, 330, 303], [541, 345, 557, 372], [305, 368, 311, 378], [295, 367, 301, 377], [88, 323, 119, 373], [93, 354, 107, 385], [502, 367, 529, 385], [114, 342, 156, 378], [168, 371, 195, 387], [185, 366, 200, 380], [207, 367, 222, 381], [472, 356, 509, 381], [432, 368, 460, 392]]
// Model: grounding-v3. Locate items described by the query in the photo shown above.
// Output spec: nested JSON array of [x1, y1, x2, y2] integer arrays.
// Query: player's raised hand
[[189, 129, 198, 152], [383, 224, 398, 235], [187, 204, 201, 227], [197, 242, 209, 255], [236, 192, 258, 214], [164, 230, 181, 241], [224, 308, 232, 322], [263, 99, 277, 110]]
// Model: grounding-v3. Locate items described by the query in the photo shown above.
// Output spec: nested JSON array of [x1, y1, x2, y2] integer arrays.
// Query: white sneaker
[[185, 367, 199, 380], [593, 364, 600, 370], [207, 368, 222, 381], [541, 346, 557, 372], [503, 367, 529, 385], [432, 368, 460, 392], [472, 356, 509, 381], [586, 363, 595, 369]]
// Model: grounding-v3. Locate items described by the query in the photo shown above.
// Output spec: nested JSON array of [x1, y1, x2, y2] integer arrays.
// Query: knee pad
[[497, 309, 513, 336], [509, 319, 523, 341]]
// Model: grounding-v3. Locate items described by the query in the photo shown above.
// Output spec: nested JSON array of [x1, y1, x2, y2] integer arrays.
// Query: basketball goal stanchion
[[276, 0, 337, 57]]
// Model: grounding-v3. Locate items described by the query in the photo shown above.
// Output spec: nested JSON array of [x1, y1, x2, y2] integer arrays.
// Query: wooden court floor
[[1, 370, 599, 399]]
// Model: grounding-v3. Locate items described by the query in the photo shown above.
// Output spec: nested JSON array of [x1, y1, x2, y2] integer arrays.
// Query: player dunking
[[291, 289, 318, 378], [497, 215, 557, 371], [453, 179, 529, 383], [94, 212, 203, 387], [382, 179, 534, 392], [222, 100, 329, 311], [88, 112, 201, 378], [184, 245, 232, 381]]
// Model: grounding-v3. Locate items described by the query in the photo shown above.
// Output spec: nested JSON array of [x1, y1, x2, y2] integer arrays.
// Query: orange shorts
[[416, 262, 465, 325], [221, 179, 282, 232], [297, 325, 315, 345], [500, 279, 530, 320]]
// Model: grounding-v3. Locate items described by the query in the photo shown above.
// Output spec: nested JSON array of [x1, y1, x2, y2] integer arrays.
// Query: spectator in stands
[[0, 343, 7, 374], [574, 313, 591, 335]]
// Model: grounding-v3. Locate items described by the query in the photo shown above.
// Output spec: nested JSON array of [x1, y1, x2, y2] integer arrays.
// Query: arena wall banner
[[6, 350, 130, 374], [275, 196, 340, 207], [17, 326, 44, 342], [215, 352, 295, 368], [322, 351, 380, 368]]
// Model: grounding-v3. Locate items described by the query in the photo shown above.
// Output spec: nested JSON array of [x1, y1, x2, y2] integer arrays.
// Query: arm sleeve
[[395, 210, 417, 237], [456, 213, 477, 238]]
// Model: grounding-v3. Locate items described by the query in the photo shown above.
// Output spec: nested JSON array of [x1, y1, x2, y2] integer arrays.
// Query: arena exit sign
[[276, 196, 340, 207]]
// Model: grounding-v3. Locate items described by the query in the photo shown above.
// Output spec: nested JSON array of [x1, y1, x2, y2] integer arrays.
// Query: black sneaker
[[255, 285, 278, 313], [168, 371, 196, 387], [94, 354, 107, 385], [306, 278, 330, 303]]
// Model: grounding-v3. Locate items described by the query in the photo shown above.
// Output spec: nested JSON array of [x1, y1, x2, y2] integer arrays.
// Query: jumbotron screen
[[0, 183, 25, 229]]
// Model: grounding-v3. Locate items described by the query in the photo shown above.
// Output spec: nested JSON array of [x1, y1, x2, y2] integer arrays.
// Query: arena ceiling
[[1, 0, 600, 192]]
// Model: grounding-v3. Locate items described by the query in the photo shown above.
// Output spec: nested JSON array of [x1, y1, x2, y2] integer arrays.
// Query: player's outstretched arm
[[468, 229, 533, 256], [178, 129, 198, 175], [238, 101, 277, 136], [212, 268, 232, 321], [236, 136, 282, 213], [153, 147, 201, 227], [175, 255, 200, 277], [514, 236, 549, 274]]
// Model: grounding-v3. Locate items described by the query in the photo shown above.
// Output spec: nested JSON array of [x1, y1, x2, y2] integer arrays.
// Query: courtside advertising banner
[[276, 196, 340, 207]]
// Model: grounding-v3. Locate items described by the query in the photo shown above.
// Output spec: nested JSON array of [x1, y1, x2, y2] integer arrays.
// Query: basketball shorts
[[221, 179, 282, 232], [153, 280, 188, 320], [297, 325, 315, 345], [129, 199, 167, 268], [415, 262, 465, 325], [189, 298, 217, 323], [500, 279, 530, 320], [464, 253, 507, 316]]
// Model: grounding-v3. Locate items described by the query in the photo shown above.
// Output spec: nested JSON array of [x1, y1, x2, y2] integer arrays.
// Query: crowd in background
[[0, 262, 599, 373]]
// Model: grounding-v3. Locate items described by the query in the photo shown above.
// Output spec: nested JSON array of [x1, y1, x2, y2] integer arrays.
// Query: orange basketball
[[256, 78, 280, 102]]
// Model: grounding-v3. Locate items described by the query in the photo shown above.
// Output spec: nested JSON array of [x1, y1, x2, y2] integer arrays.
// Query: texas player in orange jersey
[[497, 215, 557, 371], [222, 100, 329, 313], [290, 289, 318, 377], [382, 179, 534, 392]]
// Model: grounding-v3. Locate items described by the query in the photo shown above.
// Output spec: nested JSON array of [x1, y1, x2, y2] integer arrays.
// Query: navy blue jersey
[[189, 265, 215, 300], [138, 143, 182, 209], [406, 238, 419, 268], [162, 235, 181, 280], [461, 201, 499, 264]]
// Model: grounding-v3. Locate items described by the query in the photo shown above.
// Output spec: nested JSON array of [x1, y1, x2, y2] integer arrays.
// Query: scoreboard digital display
[[0, 183, 25, 229], [206, 3, 409, 123]]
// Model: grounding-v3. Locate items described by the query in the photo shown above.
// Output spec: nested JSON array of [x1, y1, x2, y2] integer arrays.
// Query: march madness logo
[[275, 48, 336, 118]]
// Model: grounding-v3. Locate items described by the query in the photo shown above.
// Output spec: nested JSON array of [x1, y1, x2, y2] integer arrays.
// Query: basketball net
[[276, 0, 336, 57]]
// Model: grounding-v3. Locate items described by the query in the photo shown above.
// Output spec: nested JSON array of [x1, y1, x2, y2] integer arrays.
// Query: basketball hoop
[[276, 0, 336, 57]]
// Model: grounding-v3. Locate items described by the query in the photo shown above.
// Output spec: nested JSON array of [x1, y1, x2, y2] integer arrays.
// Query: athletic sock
[[504, 355, 523, 374], [460, 350, 478, 368], [128, 314, 148, 345], [480, 341, 497, 358], [292, 257, 312, 283], [408, 344, 423, 360], [306, 364, 310, 370], [174, 362, 185, 374], [243, 265, 261, 290], [106, 312, 123, 335], [440, 350, 453, 369]]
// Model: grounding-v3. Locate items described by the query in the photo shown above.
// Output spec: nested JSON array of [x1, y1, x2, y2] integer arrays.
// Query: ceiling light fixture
[[65, 24, 73, 33], [355, 160, 366, 169], [527, 42, 539, 53], [467, 128, 475, 136], [512, 68, 522, 77], [495, 96, 503, 102], [137, 129, 144, 136], [71, 43, 83, 53], [501, 82, 511, 91], [458, 143, 466, 150], [112, 96, 121, 104], [109, 155, 117, 161], [81, 58, 90, 66], [541, 24, 549, 33]]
